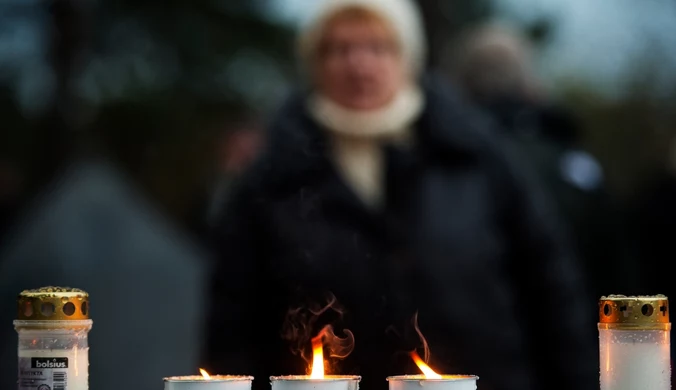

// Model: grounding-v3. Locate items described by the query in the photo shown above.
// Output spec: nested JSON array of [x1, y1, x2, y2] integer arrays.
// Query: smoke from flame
[[411, 312, 441, 378], [282, 293, 355, 376], [412, 312, 431, 363]]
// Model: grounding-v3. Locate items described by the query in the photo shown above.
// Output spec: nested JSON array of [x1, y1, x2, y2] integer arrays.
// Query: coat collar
[[251, 75, 496, 193]]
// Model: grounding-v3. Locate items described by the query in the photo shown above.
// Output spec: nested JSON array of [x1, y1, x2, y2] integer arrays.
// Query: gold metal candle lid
[[17, 286, 89, 321], [599, 295, 669, 329]]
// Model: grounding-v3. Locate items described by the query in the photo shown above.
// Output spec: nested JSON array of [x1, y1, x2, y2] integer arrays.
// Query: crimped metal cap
[[599, 295, 669, 329], [17, 286, 89, 321]]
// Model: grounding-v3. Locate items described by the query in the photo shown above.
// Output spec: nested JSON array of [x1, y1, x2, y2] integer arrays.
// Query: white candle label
[[18, 350, 88, 390], [18, 357, 69, 390]]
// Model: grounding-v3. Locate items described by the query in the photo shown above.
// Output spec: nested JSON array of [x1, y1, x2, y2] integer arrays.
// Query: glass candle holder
[[15, 287, 92, 390], [599, 295, 671, 390]]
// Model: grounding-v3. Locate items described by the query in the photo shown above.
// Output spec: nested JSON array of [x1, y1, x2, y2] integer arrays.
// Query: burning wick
[[310, 333, 325, 379], [306, 324, 354, 379], [199, 368, 211, 380], [410, 351, 441, 379], [271, 319, 360, 390]]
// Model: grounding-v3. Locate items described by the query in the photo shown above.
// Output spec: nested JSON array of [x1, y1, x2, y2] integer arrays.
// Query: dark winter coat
[[203, 78, 598, 390], [477, 96, 638, 301]]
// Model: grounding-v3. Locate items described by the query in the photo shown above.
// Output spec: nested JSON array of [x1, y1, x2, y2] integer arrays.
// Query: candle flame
[[410, 351, 442, 379], [310, 334, 325, 378], [306, 324, 354, 378], [200, 368, 211, 380]]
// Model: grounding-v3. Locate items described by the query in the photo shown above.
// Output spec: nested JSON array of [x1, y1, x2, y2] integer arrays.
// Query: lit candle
[[271, 331, 360, 390], [599, 295, 671, 390], [164, 369, 253, 390], [387, 351, 478, 390]]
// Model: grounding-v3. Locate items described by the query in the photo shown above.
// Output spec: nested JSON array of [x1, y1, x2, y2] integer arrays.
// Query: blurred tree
[[1, 0, 296, 227], [78, 0, 295, 223], [0, 0, 90, 243]]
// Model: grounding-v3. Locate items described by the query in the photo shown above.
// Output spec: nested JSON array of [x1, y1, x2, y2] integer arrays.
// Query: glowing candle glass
[[599, 295, 671, 390], [164, 369, 253, 390], [388, 352, 478, 390]]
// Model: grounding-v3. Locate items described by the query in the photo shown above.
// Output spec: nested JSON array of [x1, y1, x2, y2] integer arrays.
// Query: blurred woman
[[203, 2, 597, 390]]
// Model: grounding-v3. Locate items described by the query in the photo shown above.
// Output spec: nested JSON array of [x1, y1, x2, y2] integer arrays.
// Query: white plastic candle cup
[[164, 375, 253, 390], [270, 375, 361, 390], [15, 287, 92, 390], [599, 295, 671, 390], [387, 375, 478, 390]]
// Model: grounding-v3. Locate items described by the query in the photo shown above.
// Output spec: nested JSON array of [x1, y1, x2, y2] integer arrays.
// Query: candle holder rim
[[164, 375, 254, 382], [386, 375, 479, 381], [270, 375, 362, 382]]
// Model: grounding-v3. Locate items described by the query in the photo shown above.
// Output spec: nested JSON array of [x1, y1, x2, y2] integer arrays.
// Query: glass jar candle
[[599, 295, 670, 390], [15, 287, 92, 390]]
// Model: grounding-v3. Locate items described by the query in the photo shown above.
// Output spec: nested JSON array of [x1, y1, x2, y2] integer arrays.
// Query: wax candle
[[272, 324, 360, 390], [388, 351, 478, 390], [599, 295, 671, 390], [164, 370, 253, 390], [15, 287, 92, 390], [270, 376, 361, 390], [388, 375, 478, 390]]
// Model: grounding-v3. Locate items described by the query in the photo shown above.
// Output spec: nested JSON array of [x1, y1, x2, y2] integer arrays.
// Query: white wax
[[18, 348, 89, 390], [388, 376, 477, 390], [270, 375, 361, 390], [599, 328, 671, 390], [164, 376, 253, 390]]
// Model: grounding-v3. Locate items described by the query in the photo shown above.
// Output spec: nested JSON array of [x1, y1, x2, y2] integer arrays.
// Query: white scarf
[[308, 86, 424, 209]]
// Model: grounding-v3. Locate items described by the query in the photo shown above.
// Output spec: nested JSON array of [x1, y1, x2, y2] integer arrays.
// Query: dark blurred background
[[1, 0, 676, 387], [2, 0, 675, 232]]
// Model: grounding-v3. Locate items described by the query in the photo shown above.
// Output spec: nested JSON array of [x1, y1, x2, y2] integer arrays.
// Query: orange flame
[[310, 333, 325, 378], [410, 351, 441, 379], [282, 294, 355, 378], [308, 324, 355, 378], [199, 368, 211, 380]]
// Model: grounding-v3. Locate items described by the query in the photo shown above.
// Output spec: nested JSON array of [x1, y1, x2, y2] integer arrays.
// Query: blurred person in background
[[630, 137, 676, 382], [191, 119, 265, 241], [442, 22, 637, 302], [188, 119, 263, 245], [203, 1, 598, 390], [0, 160, 23, 249], [631, 136, 676, 309]]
